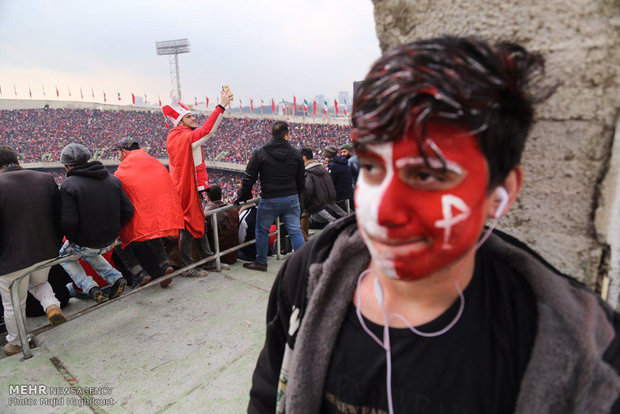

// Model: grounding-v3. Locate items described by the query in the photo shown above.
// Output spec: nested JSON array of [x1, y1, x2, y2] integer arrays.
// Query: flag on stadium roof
[[303, 99, 308, 112], [271, 99, 275, 113], [194, 97, 198, 106], [334, 99, 339, 115], [240, 98, 243, 110], [313, 100, 317, 115], [251, 99, 254, 112], [0, 84, 2, 96], [261, 99, 264, 111], [323, 99, 328, 115], [104, 91, 106, 102], [117, 92, 121, 102], [158, 96, 162, 106], [206, 97, 209, 109], [293, 96, 297, 113], [29, 87, 32, 99], [56, 86, 59, 98], [132, 93, 136, 104], [344, 98, 348, 116]]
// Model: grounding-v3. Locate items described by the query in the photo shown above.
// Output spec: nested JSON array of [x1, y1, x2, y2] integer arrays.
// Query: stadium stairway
[[0, 251, 290, 413]]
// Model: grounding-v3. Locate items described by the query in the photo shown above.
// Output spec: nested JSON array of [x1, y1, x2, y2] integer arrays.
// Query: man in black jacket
[[248, 37, 620, 413], [324, 145, 353, 212], [236, 121, 305, 271], [0, 146, 67, 356], [58, 143, 133, 303], [300, 147, 346, 239]]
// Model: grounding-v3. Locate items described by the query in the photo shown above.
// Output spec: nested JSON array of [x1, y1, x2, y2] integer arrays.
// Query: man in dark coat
[[205, 184, 239, 265], [0, 146, 67, 356], [58, 143, 133, 303], [324, 145, 354, 212], [299, 147, 346, 239], [236, 121, 305, 271]]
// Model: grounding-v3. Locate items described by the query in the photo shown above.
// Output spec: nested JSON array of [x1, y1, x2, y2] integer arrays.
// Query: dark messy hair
[[352, 36, 554, 190], [272, 121, 289, 140], [116, 137, 140, 151], [301, 146, 314, 160], [206, 184, 222, 202], [0, 146, 19, 168]]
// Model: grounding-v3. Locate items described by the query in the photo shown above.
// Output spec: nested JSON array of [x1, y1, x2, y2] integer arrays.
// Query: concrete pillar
[[370, 0, 620, 302]]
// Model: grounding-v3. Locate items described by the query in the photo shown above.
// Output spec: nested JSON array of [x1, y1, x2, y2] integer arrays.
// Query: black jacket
[[248, 215, 620, 413], [0, 166, 62, 275], [60, 161, 134, 248], [238, 139, 304, 201], [328, 156, 353, 201], [302, 160, 336, 214]]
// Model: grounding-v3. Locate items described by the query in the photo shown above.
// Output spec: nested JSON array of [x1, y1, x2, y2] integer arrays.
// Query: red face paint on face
[[355, 122, 489, 280]]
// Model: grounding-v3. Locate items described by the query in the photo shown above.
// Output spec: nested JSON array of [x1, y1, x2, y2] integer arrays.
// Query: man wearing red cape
[[163, 88, 233, 277]]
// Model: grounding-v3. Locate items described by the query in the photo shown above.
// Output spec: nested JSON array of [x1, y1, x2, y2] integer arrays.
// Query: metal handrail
[[5, 196, 289, 360]]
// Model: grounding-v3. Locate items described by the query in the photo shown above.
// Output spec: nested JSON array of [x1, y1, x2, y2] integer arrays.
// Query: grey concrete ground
[[0, 255, 287, 414]]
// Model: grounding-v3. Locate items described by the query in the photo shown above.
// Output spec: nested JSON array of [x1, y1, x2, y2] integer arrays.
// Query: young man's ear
[[488, 166, 523, 219]]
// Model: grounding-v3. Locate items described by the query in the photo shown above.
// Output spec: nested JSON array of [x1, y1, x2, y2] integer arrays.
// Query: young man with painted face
[[248, 37, 620, 414]]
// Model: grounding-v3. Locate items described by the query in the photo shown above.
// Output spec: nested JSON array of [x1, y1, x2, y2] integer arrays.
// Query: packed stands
[[0, 108, 352, 164]]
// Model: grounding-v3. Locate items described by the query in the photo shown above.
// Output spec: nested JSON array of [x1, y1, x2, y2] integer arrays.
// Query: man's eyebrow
[[395, 156, 463, 175], [356, 147, 384, 161]]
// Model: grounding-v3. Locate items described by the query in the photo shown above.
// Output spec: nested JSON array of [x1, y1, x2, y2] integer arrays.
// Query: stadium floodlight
[[156, 38, 191, 101]]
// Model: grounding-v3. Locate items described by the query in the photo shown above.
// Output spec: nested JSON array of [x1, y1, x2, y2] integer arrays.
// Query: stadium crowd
[[0, 108, 351, 164]]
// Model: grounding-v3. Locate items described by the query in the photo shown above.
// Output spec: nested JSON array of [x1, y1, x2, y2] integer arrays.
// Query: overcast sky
[[0, 0, 381, 106]]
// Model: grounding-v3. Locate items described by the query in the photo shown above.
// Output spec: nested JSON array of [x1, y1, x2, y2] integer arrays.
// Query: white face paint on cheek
[[434, 194, 471, 250], [355, 144, 399, 279]]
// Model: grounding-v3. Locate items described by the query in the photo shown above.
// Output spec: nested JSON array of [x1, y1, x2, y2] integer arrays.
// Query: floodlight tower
[[155, 38, 190, 101]]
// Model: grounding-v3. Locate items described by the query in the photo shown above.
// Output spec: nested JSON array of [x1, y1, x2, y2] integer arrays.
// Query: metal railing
[[5, 197, 286, 359]]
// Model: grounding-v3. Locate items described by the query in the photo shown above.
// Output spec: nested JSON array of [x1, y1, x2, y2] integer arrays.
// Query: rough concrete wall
[[371, 0, 620, 286]]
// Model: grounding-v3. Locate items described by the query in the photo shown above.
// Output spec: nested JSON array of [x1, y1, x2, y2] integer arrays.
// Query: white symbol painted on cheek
[[434, 194, 471, 249]]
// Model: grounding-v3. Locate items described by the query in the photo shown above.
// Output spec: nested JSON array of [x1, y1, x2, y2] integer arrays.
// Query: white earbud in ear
[[495, 187, 509, 219]]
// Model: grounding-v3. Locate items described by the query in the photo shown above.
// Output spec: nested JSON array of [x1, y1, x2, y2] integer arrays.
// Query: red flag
[[313, 100, 317, 115], [117, 92, 121, 102], [158, 97, 162, 106], [251, 99, 254, 112], [344, 106, 348, 116], [194, 97, 198, 106], [56, 86, 59, 97], [29, 87, 32, 99], [206, 97, 209, 109], [132, 93, 136, 104], [334, 99, 339, 115], [272, 98, 275, 113], [293, 96, 297, 112], [104, 92, 106, 102]]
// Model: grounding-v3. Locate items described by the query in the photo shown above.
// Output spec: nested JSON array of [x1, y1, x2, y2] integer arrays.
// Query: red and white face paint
[[355, 123, 489, 280]]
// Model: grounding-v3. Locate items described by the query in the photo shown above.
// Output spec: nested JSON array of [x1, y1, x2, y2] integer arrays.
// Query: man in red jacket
[[163, 87, 233, 277], [113, 138, 184, 288]]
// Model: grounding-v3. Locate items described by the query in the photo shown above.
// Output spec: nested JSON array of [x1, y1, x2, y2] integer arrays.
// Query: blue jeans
[[59, 241, 123, 294], [255, 195, 305, 265]]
